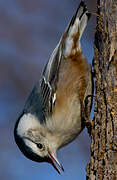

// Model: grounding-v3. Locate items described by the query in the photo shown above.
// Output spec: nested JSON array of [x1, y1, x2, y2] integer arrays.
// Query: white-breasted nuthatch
[[14, 1, 93, 174]]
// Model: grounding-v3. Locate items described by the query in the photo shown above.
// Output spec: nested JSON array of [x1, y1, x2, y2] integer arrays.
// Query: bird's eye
[[37, 143, 43, 149]]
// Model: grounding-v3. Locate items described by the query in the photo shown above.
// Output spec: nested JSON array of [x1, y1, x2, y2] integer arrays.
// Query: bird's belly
[[47, 94, 83, 147]]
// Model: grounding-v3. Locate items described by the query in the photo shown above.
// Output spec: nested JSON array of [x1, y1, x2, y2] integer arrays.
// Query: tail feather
[[68, 1, 91, 39], [71, 1, 88, 25], [63, 1, 91, 57], [43, 2, 91, 83]]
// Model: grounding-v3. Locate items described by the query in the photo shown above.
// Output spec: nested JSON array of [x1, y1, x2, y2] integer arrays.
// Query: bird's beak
[[48, 152, 64, 174]]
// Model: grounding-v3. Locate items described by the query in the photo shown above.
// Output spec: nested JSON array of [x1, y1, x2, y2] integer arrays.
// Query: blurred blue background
[[0, 0, 96, 179]]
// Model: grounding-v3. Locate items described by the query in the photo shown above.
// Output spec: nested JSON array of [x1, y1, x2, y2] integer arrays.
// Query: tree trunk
[[86, 0, 117, 179]]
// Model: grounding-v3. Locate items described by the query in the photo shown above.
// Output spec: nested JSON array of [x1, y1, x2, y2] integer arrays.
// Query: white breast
[[46, 94, 82, 147]]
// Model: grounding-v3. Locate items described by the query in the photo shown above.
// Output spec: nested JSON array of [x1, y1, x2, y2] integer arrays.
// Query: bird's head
[[14, 113, 64, 174]]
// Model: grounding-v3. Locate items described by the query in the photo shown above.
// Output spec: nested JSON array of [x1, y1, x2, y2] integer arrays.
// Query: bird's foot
[[85, 119, 94, 136]]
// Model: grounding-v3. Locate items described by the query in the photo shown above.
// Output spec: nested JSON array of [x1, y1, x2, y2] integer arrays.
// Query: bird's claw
[[85, 119, 94, 136]]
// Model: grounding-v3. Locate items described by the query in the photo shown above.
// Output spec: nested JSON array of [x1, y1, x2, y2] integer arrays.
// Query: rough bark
[[86, 0, 117, 179]]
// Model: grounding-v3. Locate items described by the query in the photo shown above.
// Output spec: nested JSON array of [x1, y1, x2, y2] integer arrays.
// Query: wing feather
[[40, 42, 62, 115]]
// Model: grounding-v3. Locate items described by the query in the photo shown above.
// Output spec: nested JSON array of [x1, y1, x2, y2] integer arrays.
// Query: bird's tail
[[43, 1, 91, 82], [62, 1, 91, 57]]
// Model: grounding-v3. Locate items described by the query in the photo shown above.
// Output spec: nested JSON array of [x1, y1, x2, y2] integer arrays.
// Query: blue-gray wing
[[23, 42, 62, 124], [40, 42, 62, 115]]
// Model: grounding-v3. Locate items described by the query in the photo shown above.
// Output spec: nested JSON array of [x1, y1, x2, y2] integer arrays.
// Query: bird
[[14, 1, 93, 174]]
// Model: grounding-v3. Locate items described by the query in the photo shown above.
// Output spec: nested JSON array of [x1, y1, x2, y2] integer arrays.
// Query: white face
[[24, 137, 48, 157], [15, 113, 64, 173], [15, 113, 49, 161]]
